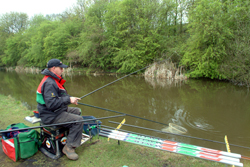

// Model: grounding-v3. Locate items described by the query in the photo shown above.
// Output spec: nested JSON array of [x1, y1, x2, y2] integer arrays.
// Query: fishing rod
[[99, 130, 241, 162], [109, 121, 250, 150], [99, 130, 243, 167], [80, 65, 151, 99], [100, 127, 241, 159], [100, 125, 250, 161], [78, 102, 168, 126], [0, 114, 125, 135], [79, 55, 174, 99], [100, 133, 243, 167]]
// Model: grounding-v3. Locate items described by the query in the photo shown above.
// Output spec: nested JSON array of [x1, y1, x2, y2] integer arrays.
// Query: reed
[[5, 67, 14, 72], [144, 61, 187, 80], [11, 66, 41, 74]]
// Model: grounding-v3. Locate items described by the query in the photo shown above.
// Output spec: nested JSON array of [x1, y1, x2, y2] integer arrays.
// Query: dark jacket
[[36, 69, 71, 124]]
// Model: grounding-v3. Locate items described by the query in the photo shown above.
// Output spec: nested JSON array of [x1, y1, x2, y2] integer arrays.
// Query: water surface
[[0, 70, 250, 157]]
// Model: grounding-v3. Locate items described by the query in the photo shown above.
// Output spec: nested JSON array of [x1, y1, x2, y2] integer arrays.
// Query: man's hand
[[70, 97, 81, 105]]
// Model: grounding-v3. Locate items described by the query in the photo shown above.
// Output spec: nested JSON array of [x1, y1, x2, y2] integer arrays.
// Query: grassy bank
[[0, 94, 245, 167]]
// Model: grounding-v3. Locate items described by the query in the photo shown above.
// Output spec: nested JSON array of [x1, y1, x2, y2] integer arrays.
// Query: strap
[[27, 134, 42, 147], [10, 123, 17, 127]]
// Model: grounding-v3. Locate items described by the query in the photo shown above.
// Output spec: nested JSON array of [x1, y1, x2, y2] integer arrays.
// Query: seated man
[[36, 58, 83, 160]]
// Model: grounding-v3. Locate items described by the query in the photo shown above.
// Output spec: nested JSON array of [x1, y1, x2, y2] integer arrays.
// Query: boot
[[62, 144, 79, 160]]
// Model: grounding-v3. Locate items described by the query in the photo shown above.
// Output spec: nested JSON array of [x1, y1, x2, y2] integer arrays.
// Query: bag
[[1, 123, 40, 161]]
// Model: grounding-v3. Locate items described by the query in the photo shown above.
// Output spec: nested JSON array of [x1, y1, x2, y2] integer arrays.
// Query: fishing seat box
[[39, 123, 69, 160], [82, 116, 102, 136]]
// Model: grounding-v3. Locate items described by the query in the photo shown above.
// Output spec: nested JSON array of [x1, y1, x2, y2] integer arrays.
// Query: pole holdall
[[1, 123, 40, 161]]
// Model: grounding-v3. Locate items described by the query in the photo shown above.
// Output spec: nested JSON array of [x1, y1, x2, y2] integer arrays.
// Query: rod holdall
[[1, 123, 40, 162]]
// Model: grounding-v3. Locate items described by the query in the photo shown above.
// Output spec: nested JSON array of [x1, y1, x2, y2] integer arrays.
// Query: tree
[[0, 12, 28, 66], [103, 0, 162, 73], [77, 0, 109, 69], [2, 32, 27, 66], [181, 0, 233, 79], [220, 0, 250, 85], [0, 12, 28, 34], [21, 20, 59, 67]]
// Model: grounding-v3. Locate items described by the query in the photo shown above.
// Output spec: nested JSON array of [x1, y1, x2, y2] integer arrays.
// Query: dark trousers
[[52, 107, 83, 148]]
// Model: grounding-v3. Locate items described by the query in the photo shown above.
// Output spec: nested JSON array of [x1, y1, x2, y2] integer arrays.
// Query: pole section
[[0, 114, 125, 135]]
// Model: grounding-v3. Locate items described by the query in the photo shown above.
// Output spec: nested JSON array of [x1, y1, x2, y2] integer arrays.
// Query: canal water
[[0, 70, 250, 157]]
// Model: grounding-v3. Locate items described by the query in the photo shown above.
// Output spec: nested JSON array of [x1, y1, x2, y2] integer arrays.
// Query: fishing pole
[[99, 130, 243, 167], [100, 125, 250, 161], [100, 129, 241, 160], [101, 127, 241, 158], [78, 102, 168, 126], [109, 121, 250, 150], [79, 55, 175, 99], [0, 115, 125, 135], [80, 65, 151, 99]]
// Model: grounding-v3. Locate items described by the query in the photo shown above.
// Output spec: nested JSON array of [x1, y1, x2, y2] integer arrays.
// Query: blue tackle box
[[82, 116, 102, 136]]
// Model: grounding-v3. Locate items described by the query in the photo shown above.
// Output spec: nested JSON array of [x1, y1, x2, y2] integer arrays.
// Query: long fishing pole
[[100, 129, 241, 162], [100, 133, 243, 167], [100, 127, 241, 159], [99, 130, 243, 167], [80, 65, 151, 99], [100, 125, 250, 161], [109, 121, 250, 150], [0, 114, 125, 135], [78, 102, 168, 126]]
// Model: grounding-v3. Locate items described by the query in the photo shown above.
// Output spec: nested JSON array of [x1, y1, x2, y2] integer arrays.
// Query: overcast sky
[[0, 0, 78, 18]]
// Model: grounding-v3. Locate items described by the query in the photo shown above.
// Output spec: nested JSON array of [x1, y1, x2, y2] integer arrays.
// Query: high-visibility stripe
[[5, 139, 15, 148], [108, 118, 125, 141]]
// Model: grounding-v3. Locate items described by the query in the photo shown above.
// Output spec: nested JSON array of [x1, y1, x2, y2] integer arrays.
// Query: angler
[[36, 58, 83, 160]]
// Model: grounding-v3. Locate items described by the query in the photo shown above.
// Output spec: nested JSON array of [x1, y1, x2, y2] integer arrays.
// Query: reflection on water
[[145, 76, 187, 88], [1, 71, 250, 157]]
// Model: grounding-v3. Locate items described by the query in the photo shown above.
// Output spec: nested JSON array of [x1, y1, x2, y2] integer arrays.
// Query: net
[[161, 123, 187, 134]]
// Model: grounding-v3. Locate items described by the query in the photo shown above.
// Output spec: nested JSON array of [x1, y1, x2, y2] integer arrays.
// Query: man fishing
[[36, 58, 83, 160]]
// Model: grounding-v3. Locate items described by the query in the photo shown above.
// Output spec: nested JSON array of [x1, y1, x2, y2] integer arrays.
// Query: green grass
[[61, 137, 224, 167], [0, 94, 249, 167]]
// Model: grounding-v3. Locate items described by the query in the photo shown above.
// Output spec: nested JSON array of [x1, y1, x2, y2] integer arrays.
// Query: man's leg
[[67, 107, 81, 115], [52, 111, 83, 160]]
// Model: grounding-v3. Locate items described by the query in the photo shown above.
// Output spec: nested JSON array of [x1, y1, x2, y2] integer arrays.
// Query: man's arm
[[43, 82, 71, 111]]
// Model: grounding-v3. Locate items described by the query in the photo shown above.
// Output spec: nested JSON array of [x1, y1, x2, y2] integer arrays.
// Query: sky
[[0, 0, 78, 18]]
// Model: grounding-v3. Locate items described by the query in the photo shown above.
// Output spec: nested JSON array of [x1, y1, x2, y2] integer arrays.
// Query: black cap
[[47, 59, 68, 68]]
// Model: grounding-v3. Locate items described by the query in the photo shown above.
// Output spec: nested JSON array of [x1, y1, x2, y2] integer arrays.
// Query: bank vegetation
[[0, 0, 249, 85]]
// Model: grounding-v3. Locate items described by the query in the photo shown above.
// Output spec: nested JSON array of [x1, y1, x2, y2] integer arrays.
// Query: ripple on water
[[166, 109, 222, 136]]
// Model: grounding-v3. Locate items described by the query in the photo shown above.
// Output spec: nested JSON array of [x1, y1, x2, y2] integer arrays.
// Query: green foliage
[[0, 12, 29, 66], [22, 20, 59, 67], [77, 0, 109, 69], [44, 28, 70, 60], [103, 0, 162, 73], [0, 12, 29, 34], [0, 0, 250, 84], [219, 0, 250, 85], [0, 0, 187, 73], [3, 32, 27, 66], [181, 0, 233, 79]]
